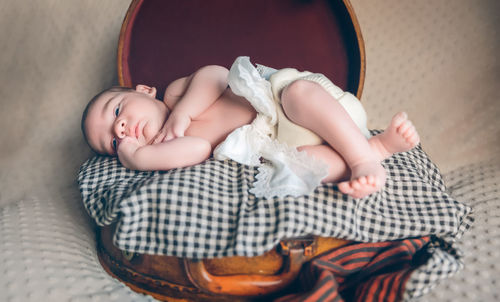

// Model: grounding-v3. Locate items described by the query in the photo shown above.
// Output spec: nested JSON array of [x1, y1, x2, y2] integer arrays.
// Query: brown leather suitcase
[[97, 0, 366, 300], [98, 223, 349, 301]]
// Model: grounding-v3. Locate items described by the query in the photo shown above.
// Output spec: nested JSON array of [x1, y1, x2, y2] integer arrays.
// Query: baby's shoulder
[[163, 76, 191, 108], [164, 76, 190, 98]]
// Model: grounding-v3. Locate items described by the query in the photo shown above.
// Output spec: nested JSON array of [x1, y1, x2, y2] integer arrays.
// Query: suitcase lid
[[118, 0, 365, 100]]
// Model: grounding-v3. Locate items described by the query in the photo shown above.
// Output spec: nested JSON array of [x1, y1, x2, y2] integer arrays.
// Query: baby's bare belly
[[185, 88, 257, 148]]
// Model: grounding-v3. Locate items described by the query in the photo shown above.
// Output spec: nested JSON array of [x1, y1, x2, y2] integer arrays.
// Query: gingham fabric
[[77, 133, 473, 300], [77, 134, 472, 251], [402, 237, 464, 301], [77, 141, 472, 259]]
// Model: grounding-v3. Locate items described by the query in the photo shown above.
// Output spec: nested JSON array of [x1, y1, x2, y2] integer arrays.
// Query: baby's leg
[[281, 79, 385, 198], [298, 112, 420, 197]]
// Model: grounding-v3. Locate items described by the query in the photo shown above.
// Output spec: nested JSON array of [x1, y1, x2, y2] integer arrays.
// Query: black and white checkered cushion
[[77, 133, 473, 299], [78, 137, 472, 257]]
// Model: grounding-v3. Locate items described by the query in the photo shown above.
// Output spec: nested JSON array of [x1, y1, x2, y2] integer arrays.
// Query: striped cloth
[[278, 237, 431, 302]]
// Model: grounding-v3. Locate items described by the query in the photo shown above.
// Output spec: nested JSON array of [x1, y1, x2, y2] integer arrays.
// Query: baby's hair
[[81, 86, 135, 151]]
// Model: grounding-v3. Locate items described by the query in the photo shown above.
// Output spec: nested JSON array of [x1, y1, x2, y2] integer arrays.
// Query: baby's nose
[[114, 119, 127, 139]]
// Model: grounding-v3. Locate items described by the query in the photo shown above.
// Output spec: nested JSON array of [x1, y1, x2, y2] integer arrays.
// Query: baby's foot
[[338, 161, 386, 198], [373, 112, 420, 159], [337, 112, 419, 198]]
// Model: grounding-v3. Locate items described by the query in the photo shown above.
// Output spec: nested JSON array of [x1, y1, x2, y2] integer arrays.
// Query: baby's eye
[[114, 106, 120, 117], [112, 138, 117, 151]]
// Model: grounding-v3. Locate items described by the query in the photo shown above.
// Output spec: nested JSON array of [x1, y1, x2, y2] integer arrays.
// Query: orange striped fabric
[[276, 237, 431, 302]]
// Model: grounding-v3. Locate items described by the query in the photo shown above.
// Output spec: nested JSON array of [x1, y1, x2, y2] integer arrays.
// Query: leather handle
[[183, 248, 307, 297]]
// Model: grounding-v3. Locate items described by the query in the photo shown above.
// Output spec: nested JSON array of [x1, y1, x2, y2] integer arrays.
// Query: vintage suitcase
[[98, 224, 349, 301], [97, 0, 366, 300]]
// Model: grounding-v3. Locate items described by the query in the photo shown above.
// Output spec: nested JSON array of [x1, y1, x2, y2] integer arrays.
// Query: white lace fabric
[[214, 56, 329, 198]]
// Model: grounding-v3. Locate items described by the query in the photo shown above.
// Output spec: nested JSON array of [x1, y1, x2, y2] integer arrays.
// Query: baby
[[82, 64, 419, 198]]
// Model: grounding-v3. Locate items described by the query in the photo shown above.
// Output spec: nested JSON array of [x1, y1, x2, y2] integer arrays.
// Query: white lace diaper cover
[[213, 56, 370, 199]]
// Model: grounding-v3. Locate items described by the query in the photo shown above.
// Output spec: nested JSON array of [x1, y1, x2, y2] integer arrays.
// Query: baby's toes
[[360, 176, 370, 185], [352, 179, 364, 191], [408, 132, 420, 146], [402, 126, 414, 139], [397, 120, 413, 135], [368, 175, 379, 187], [405, 127, 420, 144], [338, 181, 354, 194], [391, 112, 408, 128]]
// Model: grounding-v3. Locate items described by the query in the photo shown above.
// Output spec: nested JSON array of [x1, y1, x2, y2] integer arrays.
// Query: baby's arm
[[154, 65, 229, 143], [117, 136, 211, 171]]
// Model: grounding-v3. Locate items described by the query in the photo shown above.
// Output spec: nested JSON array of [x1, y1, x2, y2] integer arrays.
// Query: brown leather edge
[[117, 0, 142, 87], [343, 0, 366, 99]]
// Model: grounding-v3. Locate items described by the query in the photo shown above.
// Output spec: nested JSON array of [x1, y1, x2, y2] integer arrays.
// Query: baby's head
[[82, 85, 169, 155]]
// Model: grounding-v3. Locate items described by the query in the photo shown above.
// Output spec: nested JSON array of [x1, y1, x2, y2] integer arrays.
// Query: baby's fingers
[[164, 131, 177, 142], [152, 133, 166, 144], [172, 127, 185, 138], [153, 128, 171, 144], [117, 136, 140, 155]]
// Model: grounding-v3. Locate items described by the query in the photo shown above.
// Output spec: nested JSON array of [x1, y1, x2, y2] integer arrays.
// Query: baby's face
[[84, 88, 169, 155]]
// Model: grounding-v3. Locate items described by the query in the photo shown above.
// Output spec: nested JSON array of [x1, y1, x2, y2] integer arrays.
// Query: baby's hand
[[153, 113, 191, 144], [116, 136, 142, 168]]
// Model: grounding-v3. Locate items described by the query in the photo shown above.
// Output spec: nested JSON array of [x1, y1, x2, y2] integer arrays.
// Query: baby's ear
[[135, 85, 157, 98]]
